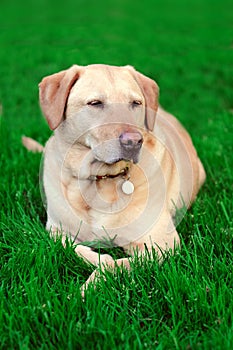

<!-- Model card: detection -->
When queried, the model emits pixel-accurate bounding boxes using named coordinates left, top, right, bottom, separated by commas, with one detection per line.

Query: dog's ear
left=126, top=66, right=159, bottom=131
left=39, top=65, right=82, bottom=130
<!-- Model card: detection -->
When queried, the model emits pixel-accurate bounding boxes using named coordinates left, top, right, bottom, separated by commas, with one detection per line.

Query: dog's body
left=24, top=64, right=205, bottom=288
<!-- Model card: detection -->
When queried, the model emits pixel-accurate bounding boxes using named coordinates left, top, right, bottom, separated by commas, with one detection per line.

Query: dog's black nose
left=119, top=132, right=143, bottom=150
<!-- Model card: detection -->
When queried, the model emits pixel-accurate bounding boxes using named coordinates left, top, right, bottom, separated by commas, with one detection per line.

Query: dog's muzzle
left=91, top=131, right=143, bottom=165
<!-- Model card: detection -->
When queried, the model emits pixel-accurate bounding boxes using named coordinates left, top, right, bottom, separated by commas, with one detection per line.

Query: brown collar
left=88, top=166, right=129, bottom=181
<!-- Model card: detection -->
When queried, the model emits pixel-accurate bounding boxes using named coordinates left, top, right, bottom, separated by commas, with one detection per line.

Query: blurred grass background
left=0, top=0, right=233, bottom=349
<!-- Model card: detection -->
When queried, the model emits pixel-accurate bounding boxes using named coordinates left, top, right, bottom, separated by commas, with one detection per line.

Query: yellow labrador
left=23, top=64, right=205, bottom=290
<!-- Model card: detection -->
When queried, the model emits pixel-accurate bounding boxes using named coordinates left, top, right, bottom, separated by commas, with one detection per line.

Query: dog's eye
left=87, top=100, right=103, bottom=107
left=131, top=100, right=142, bottom=107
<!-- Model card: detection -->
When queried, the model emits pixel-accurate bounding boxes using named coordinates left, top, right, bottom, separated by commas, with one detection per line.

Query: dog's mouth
left=88, top=160, right=132, bottom=181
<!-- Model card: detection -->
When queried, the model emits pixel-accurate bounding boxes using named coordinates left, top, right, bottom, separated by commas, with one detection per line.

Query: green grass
left=0, top=0, right=233, bottom=348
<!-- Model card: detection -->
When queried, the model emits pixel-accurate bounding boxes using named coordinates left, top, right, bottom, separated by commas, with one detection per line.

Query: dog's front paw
left=80, top=268, right=103, bottom=299
left=80, top=257, right=131, bottom=299
left=97, top=254, right=115, bottom=265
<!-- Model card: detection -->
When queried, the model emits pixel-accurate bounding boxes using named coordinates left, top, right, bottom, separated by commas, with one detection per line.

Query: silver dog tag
left=122, top=180, right=134, bottom=195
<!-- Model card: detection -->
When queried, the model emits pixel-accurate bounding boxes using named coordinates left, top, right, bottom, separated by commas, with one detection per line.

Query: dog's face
left=39, top=64, right=159, bottom=178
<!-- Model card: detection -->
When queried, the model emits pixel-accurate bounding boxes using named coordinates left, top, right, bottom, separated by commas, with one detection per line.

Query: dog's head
left=39, top=64, right=159, bottom=176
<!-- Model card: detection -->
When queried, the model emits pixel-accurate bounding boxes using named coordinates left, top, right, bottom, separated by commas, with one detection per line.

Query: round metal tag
left=121, top=180, right=134, bottom=195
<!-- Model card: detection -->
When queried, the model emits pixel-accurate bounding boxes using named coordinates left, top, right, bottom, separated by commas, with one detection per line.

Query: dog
left=23, top=64, right=206, bottom=291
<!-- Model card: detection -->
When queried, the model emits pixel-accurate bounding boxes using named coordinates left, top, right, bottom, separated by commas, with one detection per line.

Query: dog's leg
left=73, top=241, right=131, bottom=297
left=80, top=211, right=180, bottom=297
left=80, top=257, right=131, bottom=298
left=124, top=210, right=180, bottom=258
left=49, top=227, right=115, bottom=266
left=74, top=244, right=115, bottom=266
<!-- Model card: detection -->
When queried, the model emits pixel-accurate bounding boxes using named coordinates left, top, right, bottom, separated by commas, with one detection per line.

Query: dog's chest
left=65, top=167, right=148, bottom=227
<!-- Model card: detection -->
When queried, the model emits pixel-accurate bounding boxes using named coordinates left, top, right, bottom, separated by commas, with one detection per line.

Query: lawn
left=0, top=0, right=233, bottom=348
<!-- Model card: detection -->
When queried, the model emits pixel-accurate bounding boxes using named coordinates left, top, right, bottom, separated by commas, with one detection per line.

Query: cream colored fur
left=24, top=64, right=206, bottom=293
